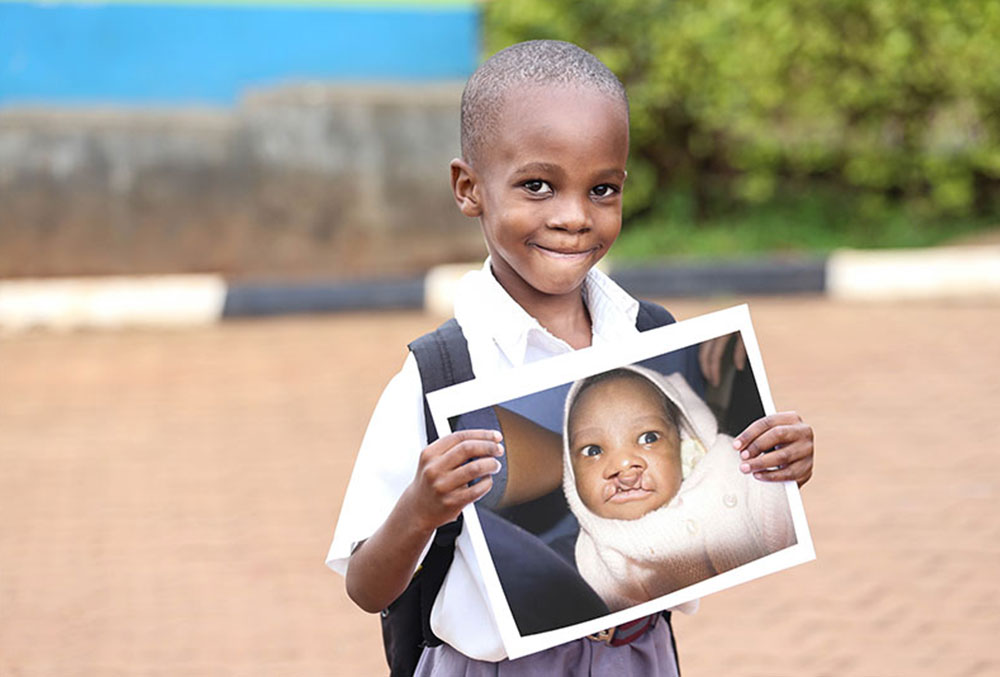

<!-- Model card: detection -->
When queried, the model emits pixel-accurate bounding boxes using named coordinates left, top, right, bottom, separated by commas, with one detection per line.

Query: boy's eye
left=591, top=184, right=619, bottom=198
left=522, top=179, right=553, bottom=195
left=638, top=431, right=660, bottom=445
left=580, top=445, right=603, bottom=458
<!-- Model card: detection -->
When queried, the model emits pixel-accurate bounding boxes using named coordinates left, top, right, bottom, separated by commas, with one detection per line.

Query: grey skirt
left=413, top=620, right=678, bottom=677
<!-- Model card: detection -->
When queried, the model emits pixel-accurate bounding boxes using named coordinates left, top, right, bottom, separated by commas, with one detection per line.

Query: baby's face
left=568, top=375, right=682, bottom=520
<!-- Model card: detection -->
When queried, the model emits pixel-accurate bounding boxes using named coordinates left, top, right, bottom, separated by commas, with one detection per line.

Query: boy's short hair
left=460, top=39, right=628, bottom=165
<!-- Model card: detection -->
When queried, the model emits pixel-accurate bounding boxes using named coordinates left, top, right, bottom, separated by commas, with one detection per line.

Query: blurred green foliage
left=484, top=0, right=1000, bottom=253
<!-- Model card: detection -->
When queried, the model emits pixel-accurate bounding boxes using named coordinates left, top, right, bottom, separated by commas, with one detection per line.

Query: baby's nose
left=617, top=466, right=643, bottom=488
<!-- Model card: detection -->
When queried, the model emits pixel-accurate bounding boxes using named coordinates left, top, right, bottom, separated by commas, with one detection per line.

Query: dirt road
left=2, top=297, right=997, bottom=675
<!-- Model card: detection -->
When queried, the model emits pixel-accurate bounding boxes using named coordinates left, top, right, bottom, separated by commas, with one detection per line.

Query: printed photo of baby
left=426, top=307, right=815, bottom=657
left=562, top=365, right=797, bottom=612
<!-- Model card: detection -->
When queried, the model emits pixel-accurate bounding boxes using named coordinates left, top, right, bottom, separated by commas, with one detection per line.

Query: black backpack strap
left=380, top=318, right=481, bottom=676
left=635, top=298, right=676, bottom=331
left=409, top=318, right=474, bottom=445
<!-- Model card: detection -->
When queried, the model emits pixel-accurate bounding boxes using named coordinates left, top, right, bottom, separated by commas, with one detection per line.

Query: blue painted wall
left=0, top=1, right=479, bottom=106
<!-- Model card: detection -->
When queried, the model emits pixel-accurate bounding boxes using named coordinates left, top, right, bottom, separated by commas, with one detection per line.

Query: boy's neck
left=489, top=265, right=593, bottom=350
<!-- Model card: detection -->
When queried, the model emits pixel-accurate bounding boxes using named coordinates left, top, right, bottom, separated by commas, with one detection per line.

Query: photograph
left=427, top=305, right=815, bottom=659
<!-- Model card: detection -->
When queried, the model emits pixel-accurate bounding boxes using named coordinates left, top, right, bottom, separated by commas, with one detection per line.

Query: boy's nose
left=547, top=196, right=591, bottom=233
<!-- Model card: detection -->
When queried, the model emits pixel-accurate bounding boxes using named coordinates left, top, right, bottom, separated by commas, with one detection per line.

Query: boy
left=328, top=40, right=814, bottom=674
left=564, top=366, right=795, bottom=613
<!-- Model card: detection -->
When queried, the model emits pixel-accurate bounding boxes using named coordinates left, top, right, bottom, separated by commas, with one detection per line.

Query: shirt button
left=724, top=493, right=738, bottom=508
left=686, top=519, right=698, bottom=534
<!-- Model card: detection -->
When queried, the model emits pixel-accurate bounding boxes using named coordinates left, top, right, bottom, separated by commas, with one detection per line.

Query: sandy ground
left=1, top=296, right=998, bottom=676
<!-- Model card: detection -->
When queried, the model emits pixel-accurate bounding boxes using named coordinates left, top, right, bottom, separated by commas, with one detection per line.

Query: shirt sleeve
left=325, top=352, right=428, bottom=576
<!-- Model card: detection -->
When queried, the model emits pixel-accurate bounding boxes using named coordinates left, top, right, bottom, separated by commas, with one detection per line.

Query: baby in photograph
left=562, top=364, right=796, bottom=612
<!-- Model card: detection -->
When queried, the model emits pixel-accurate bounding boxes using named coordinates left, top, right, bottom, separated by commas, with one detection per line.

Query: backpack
left=380, top=300, right=687, bottom=676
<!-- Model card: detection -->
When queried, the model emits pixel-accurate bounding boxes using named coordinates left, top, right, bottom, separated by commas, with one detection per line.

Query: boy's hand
left=405, top=429, right=505, bottom=533
left=346, top=429, right=504, bottom=614
left=733, top=412, right=814, bottom=487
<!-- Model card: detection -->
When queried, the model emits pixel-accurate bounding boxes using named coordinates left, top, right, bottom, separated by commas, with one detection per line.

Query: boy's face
left=453, top=85, right=629, bottom=301
left=568, top=375, right=682, bottom=521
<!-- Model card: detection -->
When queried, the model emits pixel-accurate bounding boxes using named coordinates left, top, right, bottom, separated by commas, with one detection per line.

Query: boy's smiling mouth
left=530, top=243, right=600, bottom=260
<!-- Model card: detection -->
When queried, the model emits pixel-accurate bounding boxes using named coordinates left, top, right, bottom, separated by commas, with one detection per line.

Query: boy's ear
left=450, top=158, right=482, bottom=218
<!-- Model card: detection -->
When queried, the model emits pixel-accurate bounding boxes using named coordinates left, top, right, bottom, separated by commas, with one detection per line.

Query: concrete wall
left=0, top=84, right=487, bottom=279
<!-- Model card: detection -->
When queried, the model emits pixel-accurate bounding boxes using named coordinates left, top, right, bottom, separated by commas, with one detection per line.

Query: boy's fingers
left=456, top=475, right=494, bottom=506
left=437, top=438, right=504, bottom=471
left=751, top=458, right=813, bottom=485
left=733, top=412, right=806, bottom=454
left=433, top=456, right=503, bottom=495
left=739, top=438, right=809, bottom=473
left=430, top=475, right=495, bottom=522
left=436, top=428, right=503, bottom=450
left=422, top=430, right=502, bottom=464
left=738, top=422, right=812, bottom=461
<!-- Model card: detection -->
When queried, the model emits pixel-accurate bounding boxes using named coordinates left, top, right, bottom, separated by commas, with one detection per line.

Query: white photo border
left=427, top=304, right=816, bottom=660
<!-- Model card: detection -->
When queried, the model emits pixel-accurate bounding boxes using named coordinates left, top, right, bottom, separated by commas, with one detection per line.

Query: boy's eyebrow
left=593, top=167, right=628, bottom=181
left=512, top=162, right=627, bottom=182
left=512, top=161, right=563, bottom=176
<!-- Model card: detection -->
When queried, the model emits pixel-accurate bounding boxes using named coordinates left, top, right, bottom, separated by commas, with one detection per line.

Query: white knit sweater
left=562, top=367, right=796, bottom=612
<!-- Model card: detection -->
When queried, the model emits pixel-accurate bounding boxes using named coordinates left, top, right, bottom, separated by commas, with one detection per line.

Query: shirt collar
left=454, top=258, right=640, bottom=367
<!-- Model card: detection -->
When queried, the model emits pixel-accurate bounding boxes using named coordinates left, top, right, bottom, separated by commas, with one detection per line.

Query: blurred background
left=1, top=1, right=998, bottom=675
left=0, top=0, right=483, bottom=280
left=3, top=0, right=999, bottom=279
left=487, top=0, right=1000, bottom=259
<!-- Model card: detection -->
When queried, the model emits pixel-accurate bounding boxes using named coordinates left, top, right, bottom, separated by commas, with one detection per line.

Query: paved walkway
left=1, top=297, right=998, bottom=675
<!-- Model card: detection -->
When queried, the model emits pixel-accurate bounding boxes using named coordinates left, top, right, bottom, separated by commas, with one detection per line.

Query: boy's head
left=459, top=40, right=628, bottom=168
left=566, top=369, right=684, bottom=521
left=450, top=40, right=631, bottom=301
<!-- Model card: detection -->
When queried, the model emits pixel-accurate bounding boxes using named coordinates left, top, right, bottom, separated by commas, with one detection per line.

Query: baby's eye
left=580, top=445, right=603, bottom=458
left=638, top=431, right=660, bottom=445
left=522, top=179, right=553, bottom=195
left=591, top=184, right=619, bottom=198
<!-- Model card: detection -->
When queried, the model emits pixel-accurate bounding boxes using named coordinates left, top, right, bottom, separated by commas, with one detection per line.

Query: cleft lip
left=606, top=486, right=654, bottom=504
left=602, top=473, right=654, bottom=503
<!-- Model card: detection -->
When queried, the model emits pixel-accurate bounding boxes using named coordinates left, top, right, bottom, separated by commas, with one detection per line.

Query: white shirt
left=326, top=260, right=642, bottom=660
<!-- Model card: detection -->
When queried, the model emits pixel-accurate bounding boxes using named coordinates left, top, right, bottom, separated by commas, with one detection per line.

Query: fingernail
left=496, top=442, right=505, bottom=456
left=740, top=450, right=749, bottom=460
left=732, top=439, right=742, bottom=450
left=493, top=430, right=503, bottom=442
left=490, top=459, right=502, bottom=474
left=740, top=463, right=750, bottom=473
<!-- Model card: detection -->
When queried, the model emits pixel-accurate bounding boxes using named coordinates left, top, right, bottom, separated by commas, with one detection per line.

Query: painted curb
left=827, top=245, right=1000, bottom=301
left=2, top=247, right=998, bottom=331
left=0, top=275, right=226, bottom=332
left=223, top=277, right=425, bottom=317
left=610, top=258, right=827, bottom=298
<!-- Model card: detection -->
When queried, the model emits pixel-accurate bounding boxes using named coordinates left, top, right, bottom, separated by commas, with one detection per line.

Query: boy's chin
left=522, top=265, right=595, bottom=297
